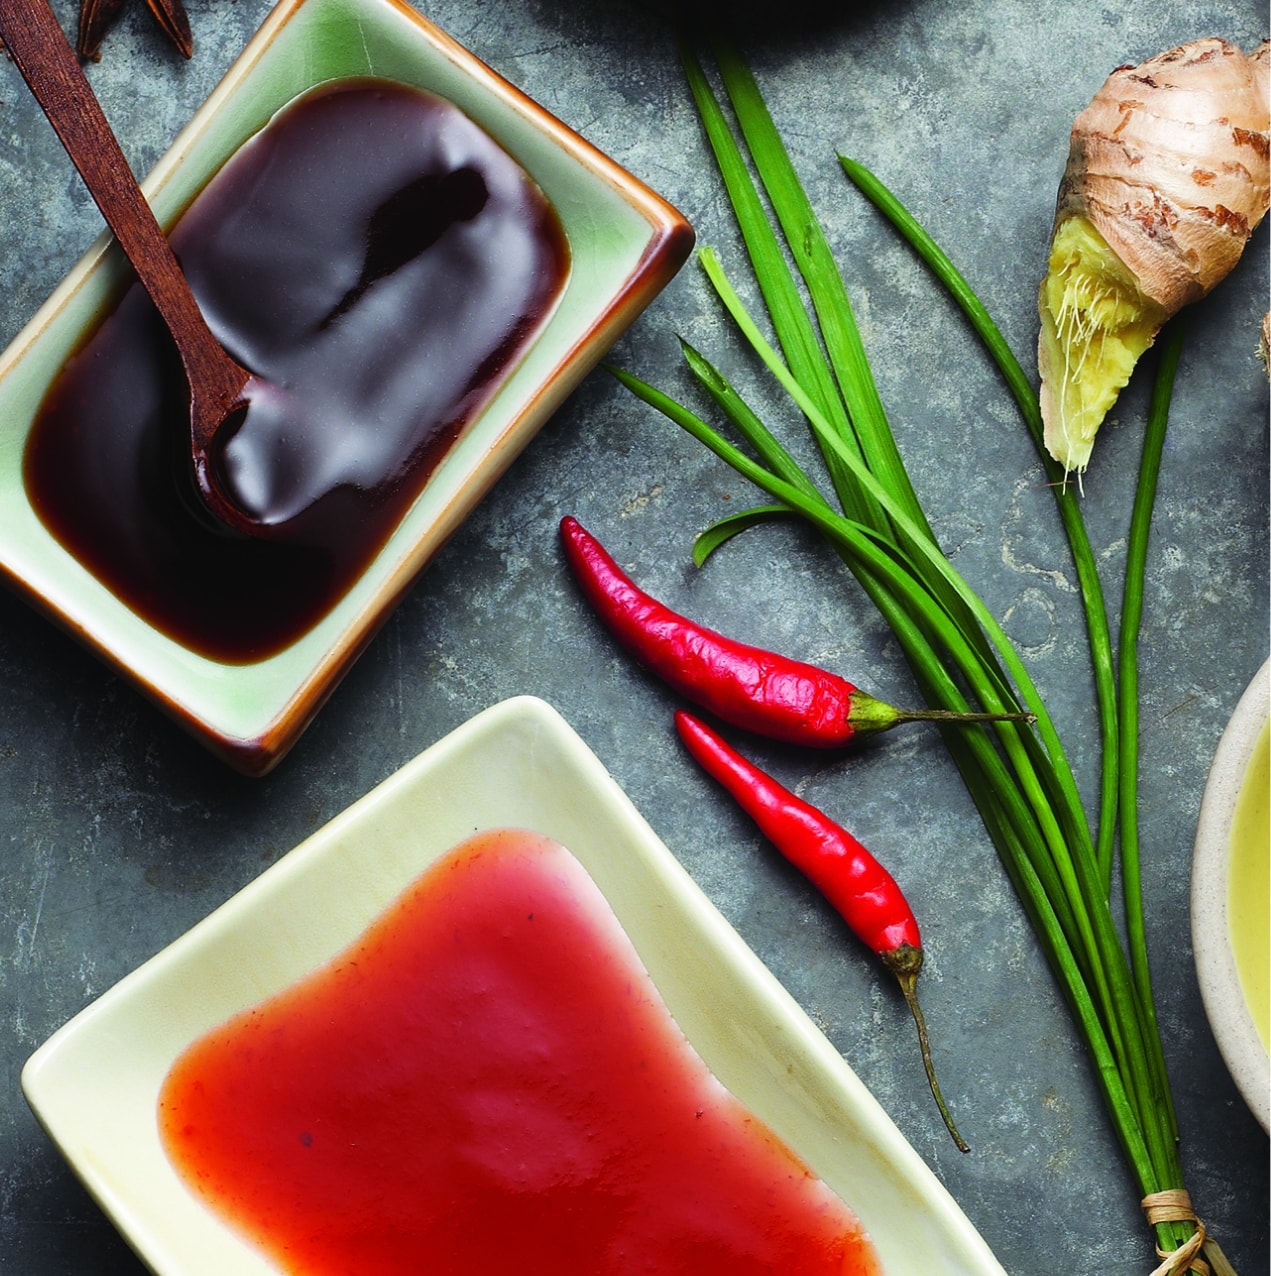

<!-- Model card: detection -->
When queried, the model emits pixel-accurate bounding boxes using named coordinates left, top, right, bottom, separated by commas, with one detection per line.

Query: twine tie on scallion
left=1142, top=1190, right=1206, bottom=1276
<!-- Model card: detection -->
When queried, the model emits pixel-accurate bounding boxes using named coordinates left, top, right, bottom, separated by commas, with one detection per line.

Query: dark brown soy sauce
left=24, top=80, right=569, bottom=663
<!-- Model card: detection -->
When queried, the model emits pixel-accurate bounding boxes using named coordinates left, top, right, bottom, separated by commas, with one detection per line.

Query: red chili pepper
left=675, top=708, right=968, bottom=1152
left=561, top=515, right=1029, bottom=749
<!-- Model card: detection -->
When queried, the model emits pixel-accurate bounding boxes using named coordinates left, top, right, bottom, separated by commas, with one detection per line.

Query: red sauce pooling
left=158, top=830, right=882, bottom=1275
left=24, top=81, right=568, bottom=663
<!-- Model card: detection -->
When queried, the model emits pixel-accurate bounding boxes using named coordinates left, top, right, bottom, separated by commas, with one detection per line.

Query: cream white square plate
left=23, top=696, right=1007, bottom=1275
left=0, top=0, right=691, bottom=775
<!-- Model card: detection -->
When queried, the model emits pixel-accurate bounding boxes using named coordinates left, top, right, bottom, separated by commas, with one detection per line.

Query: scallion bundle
left=614, top=38, right=1235, bottom=1276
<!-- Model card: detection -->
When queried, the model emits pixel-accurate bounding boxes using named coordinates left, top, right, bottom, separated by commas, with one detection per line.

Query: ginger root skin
left=1038, top=37, right=1270, bottom=476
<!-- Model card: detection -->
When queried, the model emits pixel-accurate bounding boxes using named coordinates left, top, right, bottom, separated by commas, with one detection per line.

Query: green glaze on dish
left=0, top=0, right=691, bottom=773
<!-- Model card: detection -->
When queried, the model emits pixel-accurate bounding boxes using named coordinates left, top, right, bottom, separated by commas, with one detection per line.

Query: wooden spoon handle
left=0, top=0, right=246, bottom=411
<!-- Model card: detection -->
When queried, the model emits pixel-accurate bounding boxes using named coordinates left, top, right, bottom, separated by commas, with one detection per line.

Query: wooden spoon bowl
left=0, top=0, right=271, bottom=539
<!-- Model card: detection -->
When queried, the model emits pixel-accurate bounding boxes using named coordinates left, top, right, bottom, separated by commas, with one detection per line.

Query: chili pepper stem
left=883, top=943, right=969, bottom=1153
left=850, top=690, right=1035, bottom=736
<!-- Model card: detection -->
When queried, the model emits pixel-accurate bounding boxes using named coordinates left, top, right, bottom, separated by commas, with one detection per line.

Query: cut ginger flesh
left=1038, top=215, right=1167, bottom=474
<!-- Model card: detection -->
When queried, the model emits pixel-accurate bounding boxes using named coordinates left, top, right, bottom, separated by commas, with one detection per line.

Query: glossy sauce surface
left=25, top=81, right=568, bottom=662
left=158, top=829, right=881, bottom=1276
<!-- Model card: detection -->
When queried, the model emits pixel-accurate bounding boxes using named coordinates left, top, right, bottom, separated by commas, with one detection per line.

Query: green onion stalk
left=615, top=36, right=1234, bottom=1276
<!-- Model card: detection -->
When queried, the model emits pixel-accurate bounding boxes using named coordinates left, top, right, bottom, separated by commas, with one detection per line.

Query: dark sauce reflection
left=24, top=80, right=570, bottom=663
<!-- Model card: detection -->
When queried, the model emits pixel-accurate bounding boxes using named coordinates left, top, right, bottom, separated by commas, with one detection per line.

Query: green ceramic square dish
left=0, top=0, right=692, bottom=774
left=23, top=696, right=1010, bottom=1275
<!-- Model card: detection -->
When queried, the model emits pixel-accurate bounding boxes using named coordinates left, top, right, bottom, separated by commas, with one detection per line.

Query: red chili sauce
left=158, top=829, right=882, bottom=1275
left=24, top=81, right=569, bottom=663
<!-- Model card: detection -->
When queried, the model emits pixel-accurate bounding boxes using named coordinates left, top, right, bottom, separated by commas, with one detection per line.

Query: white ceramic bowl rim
left=1191, top=657, right=1269, bottom=1132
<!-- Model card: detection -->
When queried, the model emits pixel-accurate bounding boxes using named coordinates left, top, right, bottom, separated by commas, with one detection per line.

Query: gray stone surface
left=0, top=0, right=1267, bottom=1272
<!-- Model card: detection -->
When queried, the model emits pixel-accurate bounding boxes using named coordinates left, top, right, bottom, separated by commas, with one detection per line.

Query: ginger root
left=1038, top=37, right=1270, bottom=476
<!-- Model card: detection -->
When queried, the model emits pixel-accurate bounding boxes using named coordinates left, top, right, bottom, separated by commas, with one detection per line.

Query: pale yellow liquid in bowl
left=1228, top=721, right=1270, bottom=1050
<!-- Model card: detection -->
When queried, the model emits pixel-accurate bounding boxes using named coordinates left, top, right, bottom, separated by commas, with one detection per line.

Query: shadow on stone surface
left=535, top=0, right=908, bottom=43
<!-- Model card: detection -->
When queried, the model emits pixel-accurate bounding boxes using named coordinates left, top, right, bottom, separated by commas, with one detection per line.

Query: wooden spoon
left=0, top=0, right=268, bottom=537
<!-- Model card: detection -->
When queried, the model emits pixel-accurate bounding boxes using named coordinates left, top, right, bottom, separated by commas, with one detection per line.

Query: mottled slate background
left=1, top=1, right=1267, bottom=1272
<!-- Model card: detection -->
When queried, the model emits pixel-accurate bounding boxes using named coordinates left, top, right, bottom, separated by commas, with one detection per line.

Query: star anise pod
left=77, top=0, right=193, bottom=61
